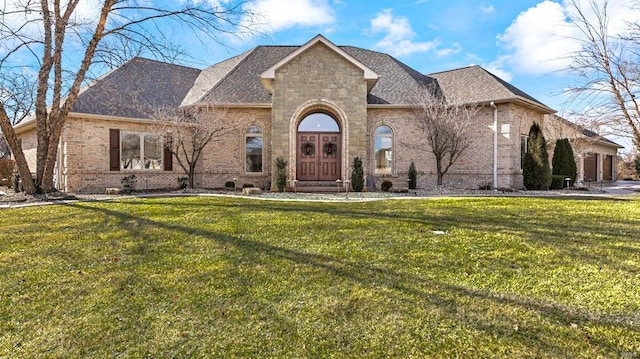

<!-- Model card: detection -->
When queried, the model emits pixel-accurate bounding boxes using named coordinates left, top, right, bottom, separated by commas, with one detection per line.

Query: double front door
left=297, top=132, right=340, bottom=181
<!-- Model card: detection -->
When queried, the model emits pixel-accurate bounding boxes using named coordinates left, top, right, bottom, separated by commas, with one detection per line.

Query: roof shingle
left=72, top=57, right=201, bottom=118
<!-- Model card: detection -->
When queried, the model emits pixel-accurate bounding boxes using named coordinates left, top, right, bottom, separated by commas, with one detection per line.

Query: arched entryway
left=297, top=112, right=341, bottom=181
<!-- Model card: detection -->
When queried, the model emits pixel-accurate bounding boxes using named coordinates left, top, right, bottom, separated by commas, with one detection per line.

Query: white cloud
left=484, top=56, right=513, bottom=82
left=369, top=9, right=438, bottom=57
left=242, top=0, right=335, bottom=34
left=498, top=0, right=578, bottom=74
left=498, top=0, right=640, bottom=75
left=436, top=43, right=462, bottom=57
left=480, top=5, right=495, bottom=15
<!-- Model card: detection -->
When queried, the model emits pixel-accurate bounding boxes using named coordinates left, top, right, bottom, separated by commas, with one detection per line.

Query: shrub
left=552, top=138, right=577, bottom=186
left=550, top=175, right=567, bottom=190
left=224, top=181, right=235, bottom=189
left=177, top=177, right=188, bottom=189
left=0, top=158, right=15, bottom=189
left=635, top=152, right=640, bottom=177
left=523, top=122, right=551, bottom=190
left=242, top=182, right=255, bottom=188
left=478, top=181, right=492, bottom=190
left=381, top=180, right=393, bottom=192
left=408, top=161, right=417, bottom=189
left=350, top=157, right=364, bottom=192
left=274, top=157, right=287, bottom=192
left=121, top=174, right=137, bottom=192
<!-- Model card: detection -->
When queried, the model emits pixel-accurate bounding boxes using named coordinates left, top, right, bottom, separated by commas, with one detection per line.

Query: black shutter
left=164, top=137, right=173, bottom=171
left=109, top=129, right=120, bottom=171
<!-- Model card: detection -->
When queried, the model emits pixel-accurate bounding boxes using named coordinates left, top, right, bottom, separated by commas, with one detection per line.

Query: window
left=120, top=132, right=163, bottom=170
left=374, top=125, right=393, bottom=174
left=520, top=135, right=528, bottom=169
left=298, top=112, right=340, bottom=132
left=245, top=126, right=263, bottom=173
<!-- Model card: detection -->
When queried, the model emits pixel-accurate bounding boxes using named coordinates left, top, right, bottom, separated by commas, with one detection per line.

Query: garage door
left=603, top=155, right=613, bottom=181
left=583, top=153, right=597, bottom=182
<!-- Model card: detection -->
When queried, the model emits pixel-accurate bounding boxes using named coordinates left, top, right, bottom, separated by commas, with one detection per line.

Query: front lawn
left=1, top=196, right=639, bottom=357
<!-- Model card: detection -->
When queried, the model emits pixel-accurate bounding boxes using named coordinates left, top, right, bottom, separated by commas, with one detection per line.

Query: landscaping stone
left=242, top=187, right=262, bottom=195
left=105, top=188, right=121, bottom=195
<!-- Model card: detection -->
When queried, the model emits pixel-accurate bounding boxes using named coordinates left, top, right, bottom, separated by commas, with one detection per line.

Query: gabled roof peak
left=259, top=34, right=379, bottom=94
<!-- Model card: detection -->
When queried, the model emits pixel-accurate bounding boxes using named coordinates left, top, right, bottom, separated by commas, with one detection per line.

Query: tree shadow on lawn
left=97, top=197, right=640, bottom=274
left=59, top=201, right=639, bottom=356
left=175, top=197, right=640, bottom=271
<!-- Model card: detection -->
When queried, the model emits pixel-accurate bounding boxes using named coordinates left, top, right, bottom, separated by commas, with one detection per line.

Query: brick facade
left=14, top=37, right=572, bottom=193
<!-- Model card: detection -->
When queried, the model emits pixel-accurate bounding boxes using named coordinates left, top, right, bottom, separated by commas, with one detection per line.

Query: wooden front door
left=297, top=132, right=341, bottom=181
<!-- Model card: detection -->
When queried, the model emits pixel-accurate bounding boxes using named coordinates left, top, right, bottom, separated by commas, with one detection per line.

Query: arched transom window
left=246, top=126, right=263, bottom=173
left=298, top=112, right=340, bottom=132
left=374, top=125, right=393, bottom=174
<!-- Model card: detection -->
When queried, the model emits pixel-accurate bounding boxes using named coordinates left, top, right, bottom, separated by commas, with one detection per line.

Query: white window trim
left=120, top=131, right=163, bottom=171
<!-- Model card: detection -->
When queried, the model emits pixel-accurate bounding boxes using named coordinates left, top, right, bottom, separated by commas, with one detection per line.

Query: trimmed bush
left=242, top=182, right=255, bottom=188
left=121, top=174, right=137, bottom=192
left=552, top=138, right=577, bottom=186
left=523, top=122, right=552, bottom=190
left=274, top=157, right=287, bottom=192
left=224, top=181, right=235, bottom=189
left=351, top=157, right=364, bottom=192
left=550, top=175, right=567, bottom=190
left=381, top=180, right=393, bottom=192
left=408, top=161, right=417, bottom=189
left=177, top=177, right=188, bottom=189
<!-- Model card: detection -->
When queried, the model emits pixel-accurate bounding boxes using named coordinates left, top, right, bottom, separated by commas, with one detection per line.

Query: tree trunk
left=0, top=105, right=36, bottom=194
left=435, top=157, right=443, bottom=186
left=188, top=163, right=196, bottom=189
left=41, top=123, right=64, bottom=192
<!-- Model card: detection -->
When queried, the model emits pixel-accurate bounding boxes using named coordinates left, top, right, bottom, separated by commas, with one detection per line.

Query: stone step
left=292, top=186, right=351, bottom=193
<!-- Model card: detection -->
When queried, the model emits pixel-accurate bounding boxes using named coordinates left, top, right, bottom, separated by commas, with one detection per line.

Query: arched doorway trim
left=289, top=99, right=349, bottom=182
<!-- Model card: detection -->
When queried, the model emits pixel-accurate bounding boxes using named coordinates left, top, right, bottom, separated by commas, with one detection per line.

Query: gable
left=260, top=35, right=379, bottom=94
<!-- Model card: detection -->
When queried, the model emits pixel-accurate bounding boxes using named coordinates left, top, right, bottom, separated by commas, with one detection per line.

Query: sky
left=2, top=0, right=640, bottom=149
left=177, top=0, right=638, bottom=149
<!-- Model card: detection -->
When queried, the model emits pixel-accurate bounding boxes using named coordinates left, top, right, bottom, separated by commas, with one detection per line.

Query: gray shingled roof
left=197, top=46, right=298, bottom=104
left=72, top=57, right=201, bottom=118
left=341, top=46, right=441, bottom=104
left=181, top=50, right=252, bottom=106
left=550, top=115, right=623, bottom=148
left=195, top=45, right=442, bottom=105
left=428, top=65, right=551, bottom=111
left=71, top=40, right=553, bottom=117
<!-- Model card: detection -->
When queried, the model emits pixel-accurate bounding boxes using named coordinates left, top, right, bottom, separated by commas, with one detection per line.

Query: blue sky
left=177, top=0, right=637, bottom=133
left=2, top=0, right=639, bottom=148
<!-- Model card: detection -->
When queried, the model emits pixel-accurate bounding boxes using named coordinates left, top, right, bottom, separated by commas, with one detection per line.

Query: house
left=13, top=34, right=615, bottom=193
left=545, top=115, right=623, bottom=183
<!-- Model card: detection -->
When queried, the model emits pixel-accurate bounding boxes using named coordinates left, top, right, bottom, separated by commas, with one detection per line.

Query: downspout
left=490, top=102, right=498, bottom=190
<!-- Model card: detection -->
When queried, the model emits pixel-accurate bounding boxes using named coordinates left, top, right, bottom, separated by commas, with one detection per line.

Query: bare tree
left=151, top=106, right=230, bottom=189
left=0, top=71, right=36, bottom=126
left=563, top=0, right=640, bottom=152
left=0, top=0, right=257, bottom=194
left=412, top=87, right=480, bottom=186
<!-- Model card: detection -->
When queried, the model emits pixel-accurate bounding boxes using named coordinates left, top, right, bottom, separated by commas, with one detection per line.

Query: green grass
left=1, top=196, right=639, bottom=358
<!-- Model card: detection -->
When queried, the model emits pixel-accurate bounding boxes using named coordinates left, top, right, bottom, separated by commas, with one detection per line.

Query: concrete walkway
left=601, top=180, right=640, bottom=195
